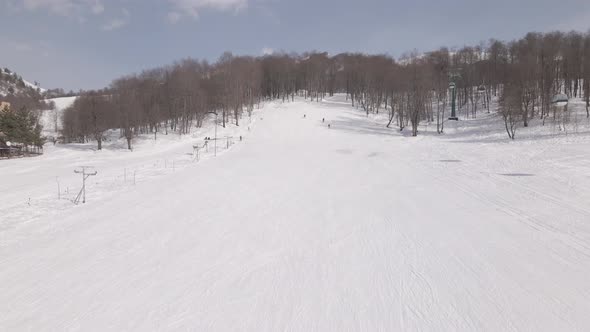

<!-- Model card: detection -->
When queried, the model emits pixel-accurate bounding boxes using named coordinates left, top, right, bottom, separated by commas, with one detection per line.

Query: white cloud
left=12, top=42, right=34, bottom=52
left=261, top=47, right=274, bottom=55
left=13, top=0, right=135, bottom=31
left=22, top=0, right=74, bottom=15
left=167, top=11, right=182, bottom=23
left=18, top=0, right=105, bottom=17
left=5, top=39, right=53, bottom=56
left=101, top=7, right=129, bottom=31
left=167, top=0, right=248, bottom=21
left=102, top=18, right=126, bottom=31
left=91, top=0, right=104, bottom=15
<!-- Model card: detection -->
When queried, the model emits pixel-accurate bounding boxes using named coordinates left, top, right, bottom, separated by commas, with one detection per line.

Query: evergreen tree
left=0, top=106, right=45, bottom=149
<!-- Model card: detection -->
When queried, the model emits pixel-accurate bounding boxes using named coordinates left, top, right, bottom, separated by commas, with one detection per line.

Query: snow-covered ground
left=1, top=95, right=590, bottom=330
left=47, top=95, right=77, bottom=111
left=0, top=67, right=46, bottom=96
left=39, top=96, right=77, bottom=135
left=22, top=77, right=46, bottom=94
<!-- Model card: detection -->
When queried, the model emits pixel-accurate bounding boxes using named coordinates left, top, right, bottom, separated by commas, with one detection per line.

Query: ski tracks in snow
left=2, top=96, right=590, bottom=330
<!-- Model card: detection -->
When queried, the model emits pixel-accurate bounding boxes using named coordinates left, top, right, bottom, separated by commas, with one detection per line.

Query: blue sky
left=1, top=0, right=589, bottom=91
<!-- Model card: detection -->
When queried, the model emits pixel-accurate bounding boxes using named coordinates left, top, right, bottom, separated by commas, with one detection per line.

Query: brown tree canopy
left=62, top=30, right=590, bottom=144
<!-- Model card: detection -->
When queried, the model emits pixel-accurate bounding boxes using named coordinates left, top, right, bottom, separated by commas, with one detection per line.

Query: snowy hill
left=21, top=76, right=46, bottom=94
left=1, top=95, right=590, bottom=330
left=0, top=67, right=46, bottom=97
left=39, top=96, right=77, bottom=135
left=0, top=67, right=71, bottom=140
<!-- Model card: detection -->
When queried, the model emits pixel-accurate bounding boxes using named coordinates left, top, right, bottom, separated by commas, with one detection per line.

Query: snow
left=48, top=96, right=77, bottom=111
left=0, top=67, right=46, bottom=95
left=39, top=96, right=77, bottom=134
left=23, top=78, right=46, bottom=93
left=1, top=95, right=590, bottom=330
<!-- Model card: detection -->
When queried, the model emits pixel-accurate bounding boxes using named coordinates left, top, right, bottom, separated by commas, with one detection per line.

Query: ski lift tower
left=73, top=166, right=97, bottom=204
left=448, top=71, right=461, bottom=121
left=448, top=82, right=458, bottom=120
left=205, top=111, right=219, bottom=157
left=477, top=85, right=487, bottom=107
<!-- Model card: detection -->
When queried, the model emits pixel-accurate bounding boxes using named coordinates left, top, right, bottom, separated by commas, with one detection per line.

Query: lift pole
left=449, top=82, right=458, bottom=121
left=74, top=166, right=97, bottom=204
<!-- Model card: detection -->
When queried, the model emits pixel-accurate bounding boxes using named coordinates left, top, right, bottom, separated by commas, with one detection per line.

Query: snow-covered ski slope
left=1, top=95, right=590, bottom=331
left=38, top=96, right=77, bottom=135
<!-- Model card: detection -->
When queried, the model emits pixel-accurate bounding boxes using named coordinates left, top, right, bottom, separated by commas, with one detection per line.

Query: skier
left=328, top=124, right=331, bottom=129
left=322, top=118, right=325, bottom=123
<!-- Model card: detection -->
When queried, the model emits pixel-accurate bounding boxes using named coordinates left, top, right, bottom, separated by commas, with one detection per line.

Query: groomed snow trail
left=1, top=96, right=590, bottom=331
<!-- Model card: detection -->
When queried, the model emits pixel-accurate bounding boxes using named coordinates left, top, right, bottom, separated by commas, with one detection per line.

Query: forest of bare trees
left=62, top=30, right=590, bottom=147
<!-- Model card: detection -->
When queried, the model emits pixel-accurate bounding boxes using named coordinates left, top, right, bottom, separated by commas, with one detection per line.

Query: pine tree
left=0, top=106, right=45, bottom=149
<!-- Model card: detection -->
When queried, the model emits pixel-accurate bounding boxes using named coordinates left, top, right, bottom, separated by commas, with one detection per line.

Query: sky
left=1, top=0, right=589, bottom=91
